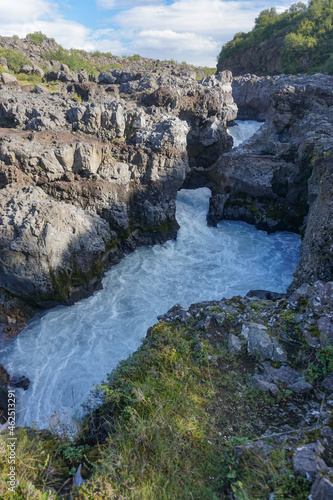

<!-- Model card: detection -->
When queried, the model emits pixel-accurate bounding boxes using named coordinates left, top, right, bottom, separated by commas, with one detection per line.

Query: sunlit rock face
left=208, top=74, right=333, bottom=289
left=0, top=69, right=236, bottom=305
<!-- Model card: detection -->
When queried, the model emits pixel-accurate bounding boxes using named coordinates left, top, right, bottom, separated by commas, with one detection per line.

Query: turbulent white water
left=228, top=120, right=263, bottom=147
left=0, top=122, right=300, bottom=430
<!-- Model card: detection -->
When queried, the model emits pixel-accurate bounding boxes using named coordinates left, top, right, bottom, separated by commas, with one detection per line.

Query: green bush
left=0, top=47, right=31, bottom=73
left=217, top=0, right=333, bottom=75
left=26, top=31, right=54, bottom=45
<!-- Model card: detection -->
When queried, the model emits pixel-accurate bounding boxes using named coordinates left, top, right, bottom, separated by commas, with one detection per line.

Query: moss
left=209, top=305, right=222, bottom=315
left=128, top=217, right=175, bottom=235
left=44, top=235, right=117, bottom=302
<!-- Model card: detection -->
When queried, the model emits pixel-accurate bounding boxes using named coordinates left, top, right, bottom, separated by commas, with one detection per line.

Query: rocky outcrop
left=0, top=70, right=235, bottom=305
left=207, top=73, right=333, bottom=288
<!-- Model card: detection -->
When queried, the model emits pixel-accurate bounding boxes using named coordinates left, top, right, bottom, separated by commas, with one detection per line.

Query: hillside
left=0, top=33, right=214, bottom=85
left=217, top=0, right=333, bottom=76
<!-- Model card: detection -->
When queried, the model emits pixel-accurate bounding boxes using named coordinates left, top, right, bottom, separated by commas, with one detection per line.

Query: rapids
left=0, top=121, right=301, bottom=430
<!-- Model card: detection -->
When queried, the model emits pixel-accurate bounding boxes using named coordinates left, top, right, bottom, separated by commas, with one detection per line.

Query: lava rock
left=10, top=375, right=30, bottom=390
left=1, top=72, right=18, bottom=85
left=228, top=333, right=242, bottom=354
left=322, top=372, right=333, bottom=392
left=241, top=322, right=287, bottom=362
left=310, top=474, right=333, bottom=499
left=293, top=443, right=327, bottom=482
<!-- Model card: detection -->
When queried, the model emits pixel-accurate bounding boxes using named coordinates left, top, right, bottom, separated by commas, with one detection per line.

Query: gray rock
left=228, top=333, right=242, bottom=354
left=34, top=84, right=49, bottom=94
left=320, top=427, right=333, bottom=448
left=317, top=316, right=333, bottom=346
left=262, top=361, right=312, bottom=393
left=288, top=379, right=313, bottom=394
left=32, top=64, right=44, bottom=78
left=322, top=372, right=333, bottom=392
left=293, top=443, right=327, bottom=482
left=1, top=72, right=18, bottom=85
left=0, top=56, right=8, bottom=70
left=241, top=322, right=287, bottom=362
left=310, top=474, right=333, bottom=500
left=251, top=374, right=279, bottom=395
left=21, top=64, right=33, bottom=74
left=0, top=185, right=115, bottom=304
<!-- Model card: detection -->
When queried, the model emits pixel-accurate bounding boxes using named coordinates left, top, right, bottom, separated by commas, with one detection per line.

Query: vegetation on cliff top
left=3, top=289, right=333, bottom=499
left=218, top=0, right=333, bottom=74
left=0, top=33, right=215, bottom=80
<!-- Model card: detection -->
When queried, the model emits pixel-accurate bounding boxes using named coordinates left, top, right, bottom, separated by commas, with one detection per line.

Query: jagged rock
left=32, top=64, right=44, bottom=78
left=0, top=57, right=8, bottom=70
left=34, top=84, right=49, bottom=94
left=262, top=362, right=312, bottom=394
left=21, top=64, right=34, bottom=74
left=0, top=66, right=236, bottom=306
left=317, top=316, right=333, bottom=346
left=310, top=474, right=333, bottom=500
left=293, top=442, right=327, bottom=481
left=320, top=427, right=333, bottom=448
left=1, top=73, right=18, bottom=85
left=241, top=322, right=287, bottom=362
left=288, top=378, right=313, bottom=394
left=10, top=375, right=30, bottom=390
left=251, top=374, right=279, bottom=395
left=208, top=74, right=333, bottom=289
left=228, top=333, right=242, bottom=354
left=0, top=185, right=116, bottom=304
left=246, top=290, right=285, bottom=301
left=322, top=372, right=333, bottom=392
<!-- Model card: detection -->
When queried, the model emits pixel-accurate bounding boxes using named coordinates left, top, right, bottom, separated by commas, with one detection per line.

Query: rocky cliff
left=207, top=73, right=333, bottom=289
left=0, top=65, right=236, bottom=307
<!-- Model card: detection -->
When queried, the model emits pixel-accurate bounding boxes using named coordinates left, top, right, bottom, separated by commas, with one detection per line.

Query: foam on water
left=0, top=188, right=301, bottom=429
left=228, top=120, right=263, bottom=147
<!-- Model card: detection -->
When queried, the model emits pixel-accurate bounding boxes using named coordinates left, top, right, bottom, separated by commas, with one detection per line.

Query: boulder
left=293, top=443, right=327, bottom=481
left=228, top=333, right=242, bottom=354
left=34, top=84, right=49, bottom=94
left=241, top=322, right=287, bottom=362
left=262, top=362, right=312, bottom=394
left=251, top=374, right=279, bottom=395
left=1, top=73, right=18, bottom=85
left=322, top=372, right=333, bottom=392
left=21, top=64, right=33, bottom=74
left=0, top=185, right=116, bottom=305
left=310, top=475, right=333, bottom=500
left=32, top=64, right=44, bottom=78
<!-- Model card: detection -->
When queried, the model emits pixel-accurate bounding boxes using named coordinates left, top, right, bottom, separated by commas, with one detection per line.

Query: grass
left=0, top=313, right=317, bottom=499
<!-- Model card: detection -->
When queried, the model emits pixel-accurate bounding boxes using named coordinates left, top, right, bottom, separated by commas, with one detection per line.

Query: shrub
left=26, top=31, right=54, bottom=45
left=0, top=47, right=32, bottom=73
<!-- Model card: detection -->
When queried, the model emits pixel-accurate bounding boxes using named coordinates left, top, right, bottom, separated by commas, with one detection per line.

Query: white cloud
left=131, top=29, right=220, bottom=65
left=111, top=0, right=278, bottom=65
left=0, top=0, right=124, bottom=54
left=0, top=0, right=293, bottom=66
left=97, top=0, right=162, bottom=10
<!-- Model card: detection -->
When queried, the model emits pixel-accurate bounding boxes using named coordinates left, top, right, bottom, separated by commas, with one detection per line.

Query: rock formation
left=207, top=73, right=333, bottom=289
left=0, top=68, right=236, bottom=305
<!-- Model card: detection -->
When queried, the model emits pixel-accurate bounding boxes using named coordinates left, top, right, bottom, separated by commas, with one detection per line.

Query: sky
left=0, top=0, right=293, bottom=66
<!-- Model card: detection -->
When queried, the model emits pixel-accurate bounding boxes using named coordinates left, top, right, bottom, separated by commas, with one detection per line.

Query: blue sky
left=0, top=0, right=293, bottom=66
